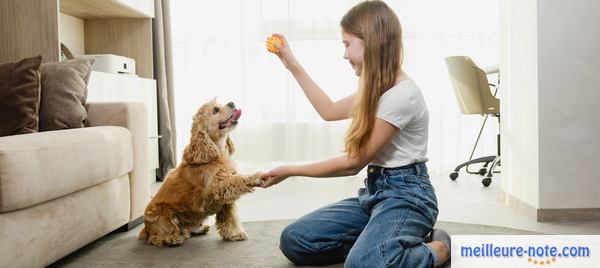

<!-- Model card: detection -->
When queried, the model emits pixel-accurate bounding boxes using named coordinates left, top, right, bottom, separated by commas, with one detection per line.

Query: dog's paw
left=223, top=230, right=249, bottom=241
left=191, top=224, right=210, bottom=235
left=148, top=234, right=187, bottom=247
left=246, top=172, right=263, bottom=187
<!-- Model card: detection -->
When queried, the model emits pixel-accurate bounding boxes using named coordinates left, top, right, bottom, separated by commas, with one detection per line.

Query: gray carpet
left=49, top=220, right=540, bottom=268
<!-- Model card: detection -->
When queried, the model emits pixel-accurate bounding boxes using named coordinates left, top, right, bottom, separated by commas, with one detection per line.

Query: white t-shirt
left=371, top=79, right=429, bottom=167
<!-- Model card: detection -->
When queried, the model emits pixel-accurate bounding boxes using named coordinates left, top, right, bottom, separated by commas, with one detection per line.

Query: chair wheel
left=482, top=177, right=492, bottom=187
left=449, top=172, right=458, bottom=181
left=478, top=168, right=487, bottom=176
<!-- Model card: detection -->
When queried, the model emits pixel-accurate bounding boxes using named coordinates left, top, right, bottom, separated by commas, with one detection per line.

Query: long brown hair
left=341, top=0, right=404, bottom=157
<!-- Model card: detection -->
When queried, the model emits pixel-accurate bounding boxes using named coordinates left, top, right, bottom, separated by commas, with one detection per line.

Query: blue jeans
left=279, top=162, right=439, bottom=267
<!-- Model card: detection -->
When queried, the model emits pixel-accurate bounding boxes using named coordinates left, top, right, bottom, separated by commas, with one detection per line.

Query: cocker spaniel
left=139, top=100, right=262, bottom=247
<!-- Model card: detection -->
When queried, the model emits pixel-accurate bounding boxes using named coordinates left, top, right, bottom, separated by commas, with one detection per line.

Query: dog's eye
left=212, top=107, right=220, bottom=114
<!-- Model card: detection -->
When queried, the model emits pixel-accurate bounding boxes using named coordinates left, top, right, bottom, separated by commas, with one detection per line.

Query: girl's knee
left=280, top=222, right=345, bottom=266
left=279, top=224, right=296, bottom=253
left=279, top=224, right=310, bottom=265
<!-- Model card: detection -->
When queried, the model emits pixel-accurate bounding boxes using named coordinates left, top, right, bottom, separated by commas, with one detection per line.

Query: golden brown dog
left=139, top=100, right=262, bottom=247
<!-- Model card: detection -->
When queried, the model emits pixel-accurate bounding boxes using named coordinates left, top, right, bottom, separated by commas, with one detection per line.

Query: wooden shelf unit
left=60, top=0, right=154, bottom=18
left=0, top=0, right=154, bottom=79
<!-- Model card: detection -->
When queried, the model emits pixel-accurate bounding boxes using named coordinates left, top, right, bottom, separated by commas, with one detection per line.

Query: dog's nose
left=227, top=102, right=235, bottom=109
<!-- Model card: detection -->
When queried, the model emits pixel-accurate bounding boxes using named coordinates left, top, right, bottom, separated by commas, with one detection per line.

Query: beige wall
left=500, top=0, right=539, bottom=208
left=537, top=0, right=600, bottom=209
left=59, top=13, right=85, bottom=57
left=501, top=0, right=600, bottom=211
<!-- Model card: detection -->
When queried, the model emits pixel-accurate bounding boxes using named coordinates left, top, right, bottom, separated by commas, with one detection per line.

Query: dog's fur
left=139, top=100, right=261, bottom=247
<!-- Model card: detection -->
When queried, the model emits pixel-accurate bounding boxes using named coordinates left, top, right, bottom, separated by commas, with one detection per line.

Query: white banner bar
left=451, top=235, right=600, bottom=268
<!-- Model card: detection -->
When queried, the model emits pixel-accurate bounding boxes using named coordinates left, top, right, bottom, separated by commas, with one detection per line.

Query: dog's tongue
left=232, top=109, right=242, bottom=120
left=222, top=109, right=242, bottom=128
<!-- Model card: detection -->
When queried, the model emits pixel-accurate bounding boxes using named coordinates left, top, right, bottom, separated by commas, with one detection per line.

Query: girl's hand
left=260, top=165, right=295, bottom=188
left=267, top=34, right=300, bottom=72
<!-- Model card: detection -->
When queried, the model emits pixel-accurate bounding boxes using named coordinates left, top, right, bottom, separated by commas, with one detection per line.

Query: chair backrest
left=444, top=56, right=499, bottom=115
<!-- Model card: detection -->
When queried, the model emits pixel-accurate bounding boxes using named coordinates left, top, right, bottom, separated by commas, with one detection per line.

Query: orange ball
left=266, top=36, right=283, bottom=53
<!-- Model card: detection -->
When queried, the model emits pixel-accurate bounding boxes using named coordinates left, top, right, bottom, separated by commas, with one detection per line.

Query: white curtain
left=171, top=0, right=499, bottom=175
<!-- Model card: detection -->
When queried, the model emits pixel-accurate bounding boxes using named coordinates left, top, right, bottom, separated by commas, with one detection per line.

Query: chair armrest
left=86, top=102, right=150, bottom=221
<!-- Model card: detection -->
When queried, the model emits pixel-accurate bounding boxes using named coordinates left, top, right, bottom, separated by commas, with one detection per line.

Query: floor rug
left=50, top=219, right=540, bottom=268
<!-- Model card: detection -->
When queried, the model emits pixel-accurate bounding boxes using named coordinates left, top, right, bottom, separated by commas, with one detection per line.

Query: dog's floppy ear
left=183, top=130, right=219, bottom=164
left=225, top=136, right=235, bottom=155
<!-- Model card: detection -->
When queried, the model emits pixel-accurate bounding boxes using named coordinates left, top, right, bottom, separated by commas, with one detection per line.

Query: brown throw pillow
left=39, top=58, right=94, bottom=131
left=0, top=55, right=43, bottom=137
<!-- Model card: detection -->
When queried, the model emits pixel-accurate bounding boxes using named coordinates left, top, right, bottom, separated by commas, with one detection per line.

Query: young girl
left=262, top=1, right=450, bottom=267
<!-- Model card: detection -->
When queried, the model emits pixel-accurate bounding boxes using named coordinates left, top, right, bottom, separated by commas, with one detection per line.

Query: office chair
left=444, top=56, right=500, bottom=187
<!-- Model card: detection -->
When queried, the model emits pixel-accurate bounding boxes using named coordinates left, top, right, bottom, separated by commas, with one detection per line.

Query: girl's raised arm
left=268, top=34, right=354, bottom=121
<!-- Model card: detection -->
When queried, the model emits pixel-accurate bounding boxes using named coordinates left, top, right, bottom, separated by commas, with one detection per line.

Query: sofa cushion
left=39, top=58, right=93, bottom=131
left=0, top=126, right=133, bottom=212
left=0, top=55, right=42, bottom=137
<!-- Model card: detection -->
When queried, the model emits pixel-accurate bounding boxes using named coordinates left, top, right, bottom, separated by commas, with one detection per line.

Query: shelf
left=1, top=0, right=154, bottom=75
left=60, top=0, right=154, bottom=19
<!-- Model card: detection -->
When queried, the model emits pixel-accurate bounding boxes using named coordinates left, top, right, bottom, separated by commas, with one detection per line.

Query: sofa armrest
left=86, top=102, right=149, bottom=222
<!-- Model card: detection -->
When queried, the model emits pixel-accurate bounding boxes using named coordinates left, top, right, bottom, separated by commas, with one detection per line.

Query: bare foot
left=427, top=240, right=450, bottom=266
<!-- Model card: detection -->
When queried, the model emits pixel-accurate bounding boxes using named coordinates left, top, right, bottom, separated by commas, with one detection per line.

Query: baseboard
left=503, top=193, right=600, bottom=222
left=503, top=192, right=538, bottom=219
left=537, top=208, right=600, bottom=222
left=112, top=216, right=144, bottom=233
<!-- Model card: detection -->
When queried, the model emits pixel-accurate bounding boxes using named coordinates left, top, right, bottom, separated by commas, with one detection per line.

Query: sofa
left=0, top=102, right=150, bottom=267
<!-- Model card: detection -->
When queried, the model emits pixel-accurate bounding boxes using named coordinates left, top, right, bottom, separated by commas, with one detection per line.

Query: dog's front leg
left=210, top=173, right=262, bottom=203
left=234, top=172, right=263, bottom=187
left=216, top=202, right=247, bottom=241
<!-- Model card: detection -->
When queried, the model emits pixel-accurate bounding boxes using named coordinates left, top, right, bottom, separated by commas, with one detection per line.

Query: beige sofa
left=0, top=102, right=150, bottom=267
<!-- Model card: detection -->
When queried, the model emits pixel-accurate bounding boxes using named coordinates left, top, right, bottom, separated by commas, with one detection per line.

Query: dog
left=139, top=99, right=262, bottom=247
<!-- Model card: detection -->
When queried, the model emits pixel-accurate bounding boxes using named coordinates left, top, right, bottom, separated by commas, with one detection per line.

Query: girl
left=262, top=1, right=450, bottom=267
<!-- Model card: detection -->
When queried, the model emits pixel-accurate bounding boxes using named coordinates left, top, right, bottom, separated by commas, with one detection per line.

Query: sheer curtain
left=170, top=0, right=499, bottom=175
